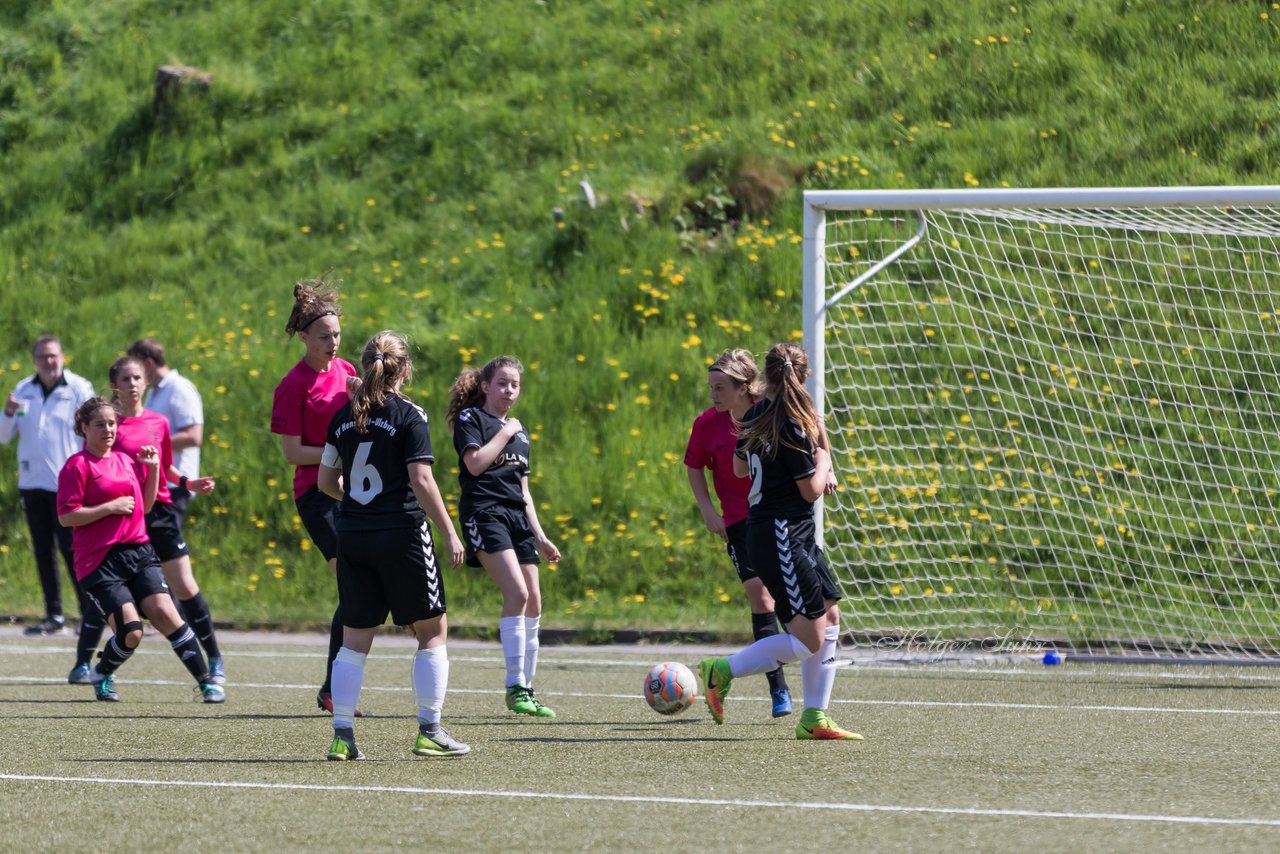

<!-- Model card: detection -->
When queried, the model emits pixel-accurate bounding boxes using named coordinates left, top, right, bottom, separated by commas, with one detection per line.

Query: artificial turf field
left=2, top=628, right=1279, bottom=852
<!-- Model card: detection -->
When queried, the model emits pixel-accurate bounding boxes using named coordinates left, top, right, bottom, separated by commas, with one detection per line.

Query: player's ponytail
left=285, top=273, right=341, bottom=337
left=738, top=343, right=820, bottom=458
left=351, top=331, right=411, bottom=434
left=445, top=355, right=523, bottom=431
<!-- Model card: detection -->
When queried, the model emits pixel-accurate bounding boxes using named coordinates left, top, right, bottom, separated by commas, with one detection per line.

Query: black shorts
left=296, top=486, right=339, bottom=561
left=746, top=515, right=842, bottom=625
left=81, top=543, right=168, bottom=619
left=145, top=500, right=189, bottom=562
left=168, top=484, right=193, bottom=527
left=461, top=504, right=538, bottom=568
left=336, top=523, right=446, bottom=628
left=724, top=519, right=757, bottom=583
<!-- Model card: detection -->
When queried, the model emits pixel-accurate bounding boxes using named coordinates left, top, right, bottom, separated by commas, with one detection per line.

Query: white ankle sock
left=800, top=625, right=840, bottom=711
left=499, top=615, right=526, bottom=688
left=414, top=647, right=449, bottom=727
left=331, top=647, right=367, bottom=728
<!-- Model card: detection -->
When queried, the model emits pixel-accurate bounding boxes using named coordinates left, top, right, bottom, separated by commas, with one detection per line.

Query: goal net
left=804, top=187, right=1280, bottom=662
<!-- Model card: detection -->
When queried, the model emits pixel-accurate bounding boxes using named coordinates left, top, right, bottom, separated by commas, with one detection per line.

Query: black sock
left=180, top=592, right=221, bottom=659
left=167, top=623, right=210, bottom=682
left=752, top=611, right=789, bottom=692
left=96, top=636, right=135, bottom=675
left=322, top=604, right=342, bottom=694
left=77, top=618, right=106, bottom=668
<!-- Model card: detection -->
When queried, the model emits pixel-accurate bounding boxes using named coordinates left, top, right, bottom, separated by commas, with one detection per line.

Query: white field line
left=5, top=640, right=1280, bottom=683
left=2, top=673, right=1279, bottom=717
left=0, top=772, right=1277, bottom=828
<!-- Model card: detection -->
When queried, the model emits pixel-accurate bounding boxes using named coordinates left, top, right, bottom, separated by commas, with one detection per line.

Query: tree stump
left=153, top=64, right=212, bottom=115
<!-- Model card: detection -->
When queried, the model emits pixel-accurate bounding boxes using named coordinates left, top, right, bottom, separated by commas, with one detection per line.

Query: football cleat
left=412, top=726, right=471, bottom=757
left=68, top=662, right=94, bottom=685
left=770, top=686, right=794, bottom=718
left=24, top=615, right=67, bottom=636
left=505, top=685, right=541, bottom=716
left=699, top=657, right=733, bottom=724
left=317, top=690, right=363, bottom=717
left=93, top=670, right=119, bottom=702
left=526, top=689, right=557, bottom=718
left=197, top=681, right=226, bottom=704
left=207, top=656, right=226, bottom=686
left=326, top=729, right=365, bottom=761
left=796, top=708, right=863, bottom=741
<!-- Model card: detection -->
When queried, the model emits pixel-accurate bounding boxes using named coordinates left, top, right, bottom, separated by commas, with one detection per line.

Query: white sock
left=801, top=625, right=840, bottom=711
left=331, top=647, right=367, bottom=729
left=523, top=615, right=541, bottom=688
left=414, top=647, right=449, bottom=727
left=499, top=615, right=526, bottom=688
left=727, top=632, right=811, bottom=678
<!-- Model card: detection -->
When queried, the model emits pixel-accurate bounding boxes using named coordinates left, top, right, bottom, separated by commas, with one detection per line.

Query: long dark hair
left=737, top=342, right=819, bottom=458
left=445, top=356, right=523, bottom=431
left=350, top=331, right=412, bottom=434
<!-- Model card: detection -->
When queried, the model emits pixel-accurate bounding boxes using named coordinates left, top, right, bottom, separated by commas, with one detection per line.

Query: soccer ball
left=643, top=661, right=697, bottom=715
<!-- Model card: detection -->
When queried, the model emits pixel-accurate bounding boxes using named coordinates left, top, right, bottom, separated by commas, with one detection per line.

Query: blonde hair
left=350, top=331, right=412, bottom=434
left=708, top=348, right=762, bottom=398
left=445, top=356, right=523, bottom=431
left=284, top=274, right=341, bottom=337
left=737, top=343, right=819, bottom=458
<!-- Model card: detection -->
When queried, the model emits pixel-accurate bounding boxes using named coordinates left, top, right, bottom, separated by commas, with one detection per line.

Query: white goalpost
left=803, top=186, right=1280, bottom=662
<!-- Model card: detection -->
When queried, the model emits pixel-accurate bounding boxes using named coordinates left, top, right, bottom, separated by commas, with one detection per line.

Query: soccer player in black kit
left=317, top=331, right=468, bottom=759
left=698, top=343, right=862, bottom=741
left=446, top=356, right=562, bottom=719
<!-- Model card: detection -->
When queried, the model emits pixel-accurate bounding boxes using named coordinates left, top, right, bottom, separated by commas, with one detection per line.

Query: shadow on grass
left=501, top=735, right=745, bottom=744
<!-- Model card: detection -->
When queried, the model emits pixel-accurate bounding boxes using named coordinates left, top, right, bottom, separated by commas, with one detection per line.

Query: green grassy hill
left=3, top=0, right=1280, bottom=633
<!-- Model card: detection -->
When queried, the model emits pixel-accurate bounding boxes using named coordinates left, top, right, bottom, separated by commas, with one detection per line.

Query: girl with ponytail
left=684, top=348, right=792, bottom=718
left=447, top=356, right=562, bottom=719
left=317, top=331, right=468, bottom=759
left=698, top=342, right=862, bottom=741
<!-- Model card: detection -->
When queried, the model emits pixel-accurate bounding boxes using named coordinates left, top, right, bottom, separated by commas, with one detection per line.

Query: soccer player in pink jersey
left=271, top=277, right=360, bottom=715
left=57, top=397, right=224, bottom=703
left=684, top=348, right=792, bottom=718
left=99, top=356, right=224, bottom=681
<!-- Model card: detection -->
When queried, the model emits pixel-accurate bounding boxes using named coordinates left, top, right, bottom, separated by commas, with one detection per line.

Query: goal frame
left=802, top=185, right=1280, bottom=663
left=803, top=186, right=1280, bottom=535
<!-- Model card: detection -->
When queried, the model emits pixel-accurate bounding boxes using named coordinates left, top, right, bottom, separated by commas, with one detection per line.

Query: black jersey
left=453, top=406, right=529, bottom=516
left=735, top=399, right=817, bottom=521
left=322, top=395, right=435, bottom=532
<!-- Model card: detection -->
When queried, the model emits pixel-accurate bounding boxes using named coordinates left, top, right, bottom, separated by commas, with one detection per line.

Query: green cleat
left=196, top=682, right=226, bottom=704
left=326, top=729, right=365, bottom=761
left=796, top=708, right=863, bottom=741
left=505, top=685, right=541, bottom=716
left=527, top=689, right=557, bottom=718
left=92, top=670, right=119, bottom=702
left=413, top=726, right=471, bottom=757
left=698, top=657, right=732, bottom=724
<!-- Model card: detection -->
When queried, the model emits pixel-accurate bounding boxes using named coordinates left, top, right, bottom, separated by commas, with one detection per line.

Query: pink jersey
left=114, top=409, right=174, bottom=506
left=684, top=406, right=752, bottom=527
left=271, top=358, right=356, bottom=499
left=57, top=449, right=148, bottom=580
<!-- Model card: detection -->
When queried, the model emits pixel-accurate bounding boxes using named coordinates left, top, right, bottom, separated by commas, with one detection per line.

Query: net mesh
left=819, top=205, right=1280, bottom=659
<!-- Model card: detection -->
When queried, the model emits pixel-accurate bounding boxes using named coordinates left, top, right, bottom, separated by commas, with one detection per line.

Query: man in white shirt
left=128, top=338, right=204, bottom=521
left=0, top=337, right=95, bottom=636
